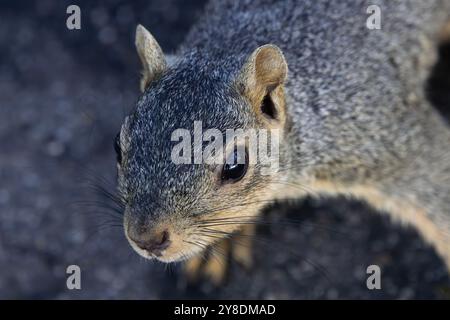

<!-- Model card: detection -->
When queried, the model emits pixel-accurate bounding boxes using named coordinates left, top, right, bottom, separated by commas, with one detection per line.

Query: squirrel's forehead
left=132, top=85, right=246, bottom=129
left=140, top=66, right=239, bottom=105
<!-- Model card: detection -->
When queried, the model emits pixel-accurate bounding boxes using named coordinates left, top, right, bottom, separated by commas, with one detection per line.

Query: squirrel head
left=117, top=25, right=290, bottom=262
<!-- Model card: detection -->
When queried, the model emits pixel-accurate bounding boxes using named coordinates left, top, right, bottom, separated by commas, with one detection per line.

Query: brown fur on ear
left=135, top=24, right=167, bottom=92
left=237, top=44, right=288, bottom=127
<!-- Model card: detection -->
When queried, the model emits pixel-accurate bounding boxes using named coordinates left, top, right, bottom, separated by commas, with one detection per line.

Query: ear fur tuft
left=135, top=24, right=167, bottom=92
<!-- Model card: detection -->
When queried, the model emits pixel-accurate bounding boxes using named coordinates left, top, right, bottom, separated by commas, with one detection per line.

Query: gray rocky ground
left=0, top=0, right=449, bottom=299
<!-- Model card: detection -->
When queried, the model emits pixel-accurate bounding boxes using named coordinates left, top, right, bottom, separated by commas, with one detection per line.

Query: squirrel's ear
left=237, top=44, right=288, bottom=127
left=135, top=24, right=167, bottom=92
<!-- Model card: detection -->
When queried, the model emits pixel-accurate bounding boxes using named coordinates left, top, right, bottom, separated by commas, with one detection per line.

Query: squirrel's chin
left=130, top=248, right=182, bottom=263
left=131, top=246, right=203, bottom=264
left=154, top=255, right=184, bottom=263
left=153, top=251, right=198, bottom=263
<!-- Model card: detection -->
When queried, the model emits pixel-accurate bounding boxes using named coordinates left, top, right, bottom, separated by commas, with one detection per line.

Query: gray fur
left=119, top=0, right=450, bottom=266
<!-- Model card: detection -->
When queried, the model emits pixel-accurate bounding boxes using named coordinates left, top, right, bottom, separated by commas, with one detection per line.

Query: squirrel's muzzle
left=130, top=231, right=170, bottom=256
left=126, top=223, right=171, bottom=257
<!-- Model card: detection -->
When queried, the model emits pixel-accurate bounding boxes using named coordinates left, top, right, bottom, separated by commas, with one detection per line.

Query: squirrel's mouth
left=127, top=238, right=204, bottom=263
left=123, top=220, right=207, bottom=263
left=126, top=237, right=206, bottom=263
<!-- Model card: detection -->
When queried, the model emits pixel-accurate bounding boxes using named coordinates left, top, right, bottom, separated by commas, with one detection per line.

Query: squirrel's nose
left=130, top=229, right=171, bottom=256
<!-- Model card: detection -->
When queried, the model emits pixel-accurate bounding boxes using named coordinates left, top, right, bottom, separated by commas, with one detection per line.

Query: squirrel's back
left=182, top=0, right=450, bottom=83
left=179, top=0, right=450, bottom=152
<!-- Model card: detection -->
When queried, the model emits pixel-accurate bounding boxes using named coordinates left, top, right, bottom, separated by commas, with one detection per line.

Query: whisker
left=196, top=227, right=333, bottom=284
left=194, top=216, right=349, bottom=238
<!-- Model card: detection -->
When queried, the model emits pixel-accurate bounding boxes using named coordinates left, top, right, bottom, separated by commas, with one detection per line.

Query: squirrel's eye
left=114, top=132, right=122, bottom=164
left=221, top=148, right=248, bottom=183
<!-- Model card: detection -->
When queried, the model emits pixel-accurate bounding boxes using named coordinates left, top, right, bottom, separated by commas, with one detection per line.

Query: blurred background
left=0, top=0, right=449, bottom=299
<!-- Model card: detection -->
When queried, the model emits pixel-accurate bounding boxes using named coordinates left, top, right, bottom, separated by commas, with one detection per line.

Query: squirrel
left=115, top=0, right=450, bottom=285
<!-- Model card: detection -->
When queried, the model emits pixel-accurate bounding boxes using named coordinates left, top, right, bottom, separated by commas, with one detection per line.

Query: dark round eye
left=221, top=148, right=248, bottom=183
left=114, top=132, right=122, bottom=164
